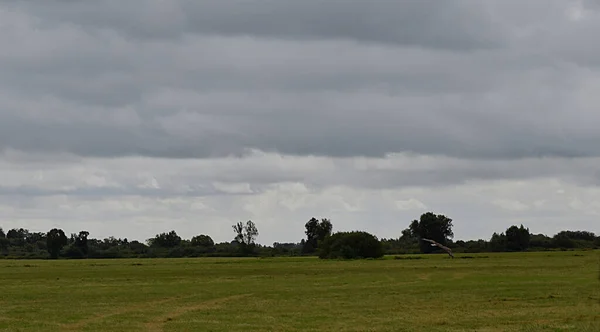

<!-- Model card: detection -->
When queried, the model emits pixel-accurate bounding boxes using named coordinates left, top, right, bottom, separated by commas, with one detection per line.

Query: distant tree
left=232, top=220, right=259, bottom=254
left=148, top=230, right=181, bottom=248
left=556, top=230, right=596, bottom=242
left=190, top=234, right=216, bottom=254
left=102, top=236, right=127, bottom=248
left=73, top=231, right=90, bottom=257
left=233, top=220, right=259, bottom=245
left=408, top=212, right=454, bottom=253
left=302, top=217, right=333, bottom=254
left=63, top=243, right=85, bottom=259
left=6, top=228, right=29, bottom=247
left=489, top=232, right=507, bottom=252
left=377, top=228, right=421, bottom=255
left=128, top=240, right=148, bottom=255
left=46, top=228, right=68, bottom=259
left=272, top=242, right=302, bottom=256
left=463, top=239, right=488, bottom=253
left=0, top=228, right=8, bottom=253
left=505, top=225, right=530, bottom=251
left=550, top=231, right=597, bottom=249
left=6, top=228, right=24, bottom=239
left=191, top=234, right=214, bottom=248
left=319, top=231, right=383, bottom=259
left=26, top=232, right=46, bottom=245
left=530, top=233, right=552, bottom=249
left=0, top=237, right=8, bottom=252
left=552, top=230, right=597, bottom=249
left=399, top=228, right=419, bottom=246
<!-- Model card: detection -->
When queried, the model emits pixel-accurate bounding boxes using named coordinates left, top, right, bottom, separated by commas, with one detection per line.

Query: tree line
left=1, top=212, right=599, bottom=260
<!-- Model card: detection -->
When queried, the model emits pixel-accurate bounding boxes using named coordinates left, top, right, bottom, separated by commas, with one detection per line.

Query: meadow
left=0, top=251, right=599, bottom=332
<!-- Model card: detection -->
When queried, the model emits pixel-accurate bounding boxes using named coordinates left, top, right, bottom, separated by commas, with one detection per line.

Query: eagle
left=422, top=238, right=454, bottom=258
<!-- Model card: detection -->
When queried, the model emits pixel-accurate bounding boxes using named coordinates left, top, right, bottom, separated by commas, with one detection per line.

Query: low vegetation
left=318, top=231, right=383, bottom=259
left=1, top=212, right=599, bottom=260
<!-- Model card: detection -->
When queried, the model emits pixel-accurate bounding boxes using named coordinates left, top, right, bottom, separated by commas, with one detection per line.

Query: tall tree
left=489, top=232, right=507, bottom=252
left=0, top=237, right=8, bottom=252
left=0, top=227, right=7, bottom=253
left=232, top=220, right=259, bottom=254
left=408, top=212, right=454, bottom=253
left=303, top=217, right=333, bottom=254
left=74, top=231, right=90, bottom=256
left=46, top=228, right=68, bottom=259
left=505, top=225, right=530, bottom=251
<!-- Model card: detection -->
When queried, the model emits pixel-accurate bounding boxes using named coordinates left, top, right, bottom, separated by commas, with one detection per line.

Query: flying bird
left=422, top=238, right=454, bottom=258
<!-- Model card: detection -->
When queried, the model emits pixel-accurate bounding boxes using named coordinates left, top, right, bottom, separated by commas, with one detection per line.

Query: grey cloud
left=12, top=0, right=504, bottom=49
left=0, top=183, right=250, bottom=198
left=338, top=157, right=600, bottom=190
left=0, top=185, right=133, bottom=197
left=1, top=1, right=600, bottom=161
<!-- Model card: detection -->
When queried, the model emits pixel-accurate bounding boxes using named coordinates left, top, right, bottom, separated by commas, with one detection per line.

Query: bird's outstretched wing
left=422, top=238, right=454, bottom=258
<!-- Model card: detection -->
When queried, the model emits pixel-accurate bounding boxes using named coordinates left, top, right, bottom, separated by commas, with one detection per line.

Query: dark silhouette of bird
left=422, top=238, right=454, bottom=258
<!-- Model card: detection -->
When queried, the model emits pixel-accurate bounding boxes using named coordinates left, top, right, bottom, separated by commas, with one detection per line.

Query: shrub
left=318, top=231, right=384, bottom=259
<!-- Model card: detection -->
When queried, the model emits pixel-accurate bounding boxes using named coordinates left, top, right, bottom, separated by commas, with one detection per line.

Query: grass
left=0, top=251, right=599, bottom=331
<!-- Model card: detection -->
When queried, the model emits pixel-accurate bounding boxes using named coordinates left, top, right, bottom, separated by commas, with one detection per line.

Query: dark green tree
left=191, top=234, right=214, bottom=247
left=505, top=225, right=530, bottom=251
left=6, top=228, right=29, bottom=247
left=6, top=228, right=27, bottom=239
left=72, top=231, right=90, bottom=257
left=191, top=234, right=216, bottom=254
left=489, top=232, right=507, bottom=251
left=399, top=228, right=418, bottom=244
left=46, top=228, right=68, bottom=259
left=302, top=217, right=333, bottom=254
left=551, top=230, right=597, bottom=249
left=556, top=231, right=596, bottom=242
left=552, top=231, right=577, bottom=248
left=26, top=232, right=46, bottom=245
left=0, top=228, right=8, bottom=253
left=272, top=242, right=302, bottom=256
left=0, top=237, right=8, bottom=252
left=408, top=212, right=454, bottom=253
left=318, top=231, right=383, bottom=259
left=148, top=230, right=181, bottom=248
left=530, top=233, right=552, bottom=249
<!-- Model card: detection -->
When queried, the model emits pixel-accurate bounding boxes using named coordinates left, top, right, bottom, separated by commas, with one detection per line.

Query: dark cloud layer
left=1, top=1, right=599, bottom=160
left=13, top=0, right=504, bottom=49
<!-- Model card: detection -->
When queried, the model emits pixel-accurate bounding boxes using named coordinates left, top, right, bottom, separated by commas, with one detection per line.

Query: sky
left=1, top=0, right=600, bottom=245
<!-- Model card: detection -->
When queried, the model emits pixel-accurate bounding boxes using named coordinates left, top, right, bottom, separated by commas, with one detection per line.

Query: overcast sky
left=1, top=0, right=600, bottom=245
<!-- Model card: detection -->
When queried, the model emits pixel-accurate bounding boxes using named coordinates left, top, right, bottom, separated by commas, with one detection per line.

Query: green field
left=1, top=251, right=599, bottom=332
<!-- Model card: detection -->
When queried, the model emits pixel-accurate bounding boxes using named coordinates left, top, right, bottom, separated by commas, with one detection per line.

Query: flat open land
left=1, top=251, right=599, bottom=332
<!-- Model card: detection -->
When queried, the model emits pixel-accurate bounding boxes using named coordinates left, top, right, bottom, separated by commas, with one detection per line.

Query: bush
left=318, top=231, right=384, bottom=259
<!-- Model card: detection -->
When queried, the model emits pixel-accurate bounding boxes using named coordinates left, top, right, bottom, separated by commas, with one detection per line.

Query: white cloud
left=394, top=199, right=427, bottom=211
left=0, top=152, right=599, bottom=244
left=491, top=199, right=529, bottom=212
